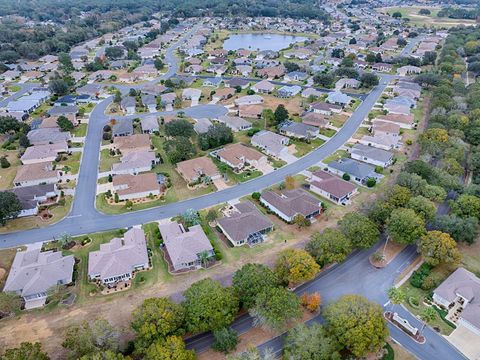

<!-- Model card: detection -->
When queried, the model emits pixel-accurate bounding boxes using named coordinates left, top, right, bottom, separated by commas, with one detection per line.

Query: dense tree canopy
left=0, top=192, right=22, bottom=226
left=306, top=228, right=352, bottom=266
left=386, top=208, right=425, bottom=244
left=275, top=249, right=320, bottom=287
left=284, top=324, right=341, bottom=360
left=418, top=231, right=461, bottom=266
left=338, top=212, right=380, bottom=248
left=324, top=295, right=388, bottom=358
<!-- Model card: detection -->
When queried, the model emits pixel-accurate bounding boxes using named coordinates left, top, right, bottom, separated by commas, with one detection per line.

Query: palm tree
left=420, top=307, right=437, bottom=333
left=199, top=250, right=211, bottom=269
left=387, top=287, right=406, bottom=311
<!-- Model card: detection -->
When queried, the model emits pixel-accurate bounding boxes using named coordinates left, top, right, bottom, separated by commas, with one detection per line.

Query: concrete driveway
left=447, top=325, right=480, bottom=360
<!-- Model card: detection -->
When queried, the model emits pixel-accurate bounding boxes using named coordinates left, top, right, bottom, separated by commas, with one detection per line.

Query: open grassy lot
left=291, top=138, right=325, bottom=158
left=72, top=123, right=88, bottom=137
left=0, top=149, right=20, bottom=190
left=0, top=196, right=73, bottom=234
left=99, top=148, right=120, bottom=172
left=55, top=152, right=81, bottom=174
left=377, top=6, right=476, bottom=27
left=0, top=247, right=20, bottom=290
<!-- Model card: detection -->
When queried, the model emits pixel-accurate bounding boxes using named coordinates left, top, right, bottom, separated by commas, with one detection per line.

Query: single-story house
left=112, top=173, right=161, bottom=200
left=20, top=141, right=68, bottom=165
left=433, top=267, right=480, bottom=337
left=277, top=85, right=302, bottom=98
left=238, top=104, right=264, bottom=118
left=327, top=91, right=353, bottom=107
left=327, top=158, right=380, bottom=185
left=215, top=143, right=267, bottom=171
left=225, top=78, right=250, bottom=89
left=160, top=221, right=214, bottom=271
left=27, top=128, right=71, bottom=146
left=372, top=120, right=401, bottom=137
left=301, top=112, right=329, bottom=128
left=212, top=87, right=236, bottom=102
left=350, top=143, right=394, bottom=168
left=88, top=228, right=149, bottom=285
left=284, top=71, right=308, bottom=82
left=120, top=96, right=136, bottom=115
left=301, top=88, right=323, bottom=99
left=252, top=80, right=275, bottom=94
left=193, top=118, right=213, bottom=134
left=310, top=101, right=342, bottom=115
left=13, top=162, right=59, bottom=187
left=111, top=151, right=157, bottom=175
left=176, top=156, right=221, bottom=184
left=217, top=115, right=252, bottom=132
left=374, top=114, right=414, bottom=129
left=3, top=246, right=74, bottom=309
left=260, top=189, right=322, bottom=222
left=140, top=116, right=159, bottom=134
left=217, top=201, right=274, bottom=247
left=309, top=170, right=357, bottom=205
left=359, top=133, right=400, bottom=150
left=251, top=130, right=289, bottom=158
left=112, top=119, right=134, bottom=137
left=141, top=94, right=157, bottom=113
left=203, top=77, right=222, bottom=87
left=182, top=88, right=202, bottom=101
left=235, top=95, right=264, bottom=106
left=113, top=134, right=151, bottom=154
left=279, top=121, right=319, bottom=140
left=7, top=183, right=58, bottom=217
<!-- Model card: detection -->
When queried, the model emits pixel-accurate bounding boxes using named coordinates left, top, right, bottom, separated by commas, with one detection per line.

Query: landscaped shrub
left=421, top=273, right=440, bottom=291
left=410, top=263, right=432, bottom=288
left=342, top=173, right=351, bottom=181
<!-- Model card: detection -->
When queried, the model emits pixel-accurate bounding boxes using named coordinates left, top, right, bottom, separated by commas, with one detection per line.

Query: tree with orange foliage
left=300, top=292, right=321, bottom=313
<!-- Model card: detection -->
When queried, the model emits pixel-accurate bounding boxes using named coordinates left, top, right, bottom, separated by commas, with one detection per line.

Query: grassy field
left=291, top=138, right=325, bottom=158
left=0, top=247, right=21, bottom=290
left=55, top=152, right=81, bottom=174
left=377, top=6, right=476, bottom=27
left=0, top=196, right=73, bottom=234
left=0, top=149, right=20, bottom=190
left=321, top=149, right=348, bottom=164
left=99, top=149, right=120, bottom=172
left=72, top=123, right=88, bottom=137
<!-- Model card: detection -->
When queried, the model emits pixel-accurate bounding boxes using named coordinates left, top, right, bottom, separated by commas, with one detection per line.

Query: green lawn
left=399, top=265, right=456, bottom=335
left=55, top=152, right=81, bottom=174
left=72, top=123, right=88, bottom=137
left=8, top=85, right=21, bottom=93
left=319, top=128, right=337, bottom=137
left=0, top=196, right=73, bottom=234
left=322, top=149, right=348, bottom=164
left=99, top=149, right=120, bottom=172
left=292, top=138, right=325, bottom=158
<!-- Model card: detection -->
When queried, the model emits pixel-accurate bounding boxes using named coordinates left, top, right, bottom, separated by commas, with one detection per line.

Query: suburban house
left=284, top=71, right=308, bottom=82
left=277, top=85, right=302, bottom=98
left=309, top=170, right=358, bottom=205
left=310, top=101, right=342, bottom=115
left=140, top=116, right=159, bottom=134
left=302, top=88, right=323, bottom=99
left=141, top=94, right=157, bottom=113
left=182, top=88, right=202, bottom=102
left=193, top=118, right=213, bottom=134
left=327, top=91, right=353, bottom=107
left=251, top=130, right=289, bottom=158
left=27, top=128, right=71, bottom=146
left=159, top=221, right=214, bottom=271
left=301, top=112, right=329, bottom=128
left=335, top=78, right=360, bottom=90
left=384, top=102, right=411, bottom=116
left=113, top=134, right=151, bottom=154
left=226, top=78, right=250, bottom=89
left=350, top=143, right=394, bottom=168
left=374, top=114, right=414, bottom=129
left=121, top=96, right=136, bottom=115
left=433, top=267, right=480, bottom=337
left=327, top=158, right=380, bottom=185
left=279, top=121, right=319, bottom=140
left=215, top=143, right=267, bottom=171
left=212, top=87, right=236, bottom=102
left=88, top=228, right=150, bottom=285
left=7, top=184, right=58, bottom=217
left=112, top=119, right=134, bottom=137
left=161, top=92, right=178, bottom=106
left=3, top=246, right=74, bottom=309
left=20, top=141, right=68, bottom=165
left=203, top=77, right=222, bottom=87
left=397, top=65, right=422, bottom=76
left=217, top=201, right=274, bottom=247
left=252, top=80, right=275, bottom=94
left=176, top=156, right=221, bottom=184
left=359, top=133, right=400, bottom=151
left=217, top=115, right=252, bottom=132
left=235, top=95, right=264, bottom=106
left=372, top=120, right=401, bottom=137
left=111, top=151, right=157, bottom=175
left=238, top=104, right=264, bottom=118
left=13, top=162, right=59, bottom=187
left=112, top=173, right=162, bottom=200
left=260, top=189, right=322, bottom=222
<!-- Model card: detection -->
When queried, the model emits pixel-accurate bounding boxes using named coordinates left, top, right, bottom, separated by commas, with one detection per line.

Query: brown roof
left=372, top=120, right=400, bottom=134
left=310, top=170, right=357, bottom=198
left=176, top=156, right=219, bottom=182
left=113, top=173, right=160, bottom=196
left=239, top=104, right=264, bottom=118
left=14, top=162, right=57, bottom=183
left=214, top=87, right=236, bottom=98
left=113, top=134, right=151, bottom=153
left=217, top=143, right=265, bottom=167
left=301, top=112, right=329, bottom=127
left=261, top=189, right=321, bottom=218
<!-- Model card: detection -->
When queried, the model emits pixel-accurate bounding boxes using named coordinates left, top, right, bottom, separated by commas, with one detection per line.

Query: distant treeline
left=437, top=6, right=480, bottom=19
left=0, top=0, right=328, bottom=63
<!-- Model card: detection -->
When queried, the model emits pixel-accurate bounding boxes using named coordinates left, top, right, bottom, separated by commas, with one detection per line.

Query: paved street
left=187, top=243, right=466, bottom=360
left=0, top=73, right=393, bottom=247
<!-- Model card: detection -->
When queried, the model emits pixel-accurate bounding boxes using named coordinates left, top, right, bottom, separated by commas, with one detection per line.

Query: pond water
left=222, top=33, right=308, bottom=52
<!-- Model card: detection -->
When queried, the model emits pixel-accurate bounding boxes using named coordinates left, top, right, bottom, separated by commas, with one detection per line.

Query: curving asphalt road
left=0, top=72, right=394, bottom=247
left=186, top=243, right=466, bottom=360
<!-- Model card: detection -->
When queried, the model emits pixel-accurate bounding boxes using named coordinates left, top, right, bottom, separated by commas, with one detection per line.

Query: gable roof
left=310, top=170, right=357, bottom=198
left=328, top=158, right=376, bottom=179
left=351, top=143, right=394, bottom=163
